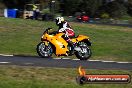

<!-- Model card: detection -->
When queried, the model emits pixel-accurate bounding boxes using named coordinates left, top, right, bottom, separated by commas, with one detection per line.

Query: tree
left=98, top=1, right=128, bottom=18
left=0, top=0, right=39, bottom=9
left=128, top=0, right=132, bottom=4
left=127, top=0, right=132, bottom=16
left=80, top=0, right=103, bottom=17
left=1, top=0, right=29, bottom=9
left=62, top=0, right=82, bottom=15
left=106, top=1, right=127, bottom=18
left=62, top=0, right=103, bottom=17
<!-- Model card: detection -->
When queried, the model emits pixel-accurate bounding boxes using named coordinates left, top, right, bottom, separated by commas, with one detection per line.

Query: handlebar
left=43, top=28, right=58, bottom=35
left=43, top=28, right=52, bottom=33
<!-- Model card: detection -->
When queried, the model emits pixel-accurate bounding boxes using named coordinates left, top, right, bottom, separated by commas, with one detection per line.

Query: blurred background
left=0, top=0, right=132, bottom=24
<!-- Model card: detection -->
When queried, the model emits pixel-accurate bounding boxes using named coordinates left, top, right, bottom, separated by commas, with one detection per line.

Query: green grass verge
left=0, top=65, right=131, bottom=88
left=0, top=17, right=132, bottom=61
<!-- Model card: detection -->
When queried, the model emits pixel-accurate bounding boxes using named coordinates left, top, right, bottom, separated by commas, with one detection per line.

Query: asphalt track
left=0, top=56, right=132, bottom=70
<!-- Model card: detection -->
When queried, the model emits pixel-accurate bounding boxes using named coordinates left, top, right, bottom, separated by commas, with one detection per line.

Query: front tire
left=75, top=42, right=92, bottom=60
left=37, top=42, right=53, bottom=58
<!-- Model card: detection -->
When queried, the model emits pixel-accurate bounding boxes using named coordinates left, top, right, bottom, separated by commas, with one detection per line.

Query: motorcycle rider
left=55, top=17, right=75, bottom=52
left=55, top=17, right=75, bottom=38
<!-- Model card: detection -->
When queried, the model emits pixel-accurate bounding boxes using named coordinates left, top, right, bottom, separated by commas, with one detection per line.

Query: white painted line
left=0, top=54, right=131, bottom=64
left=0, top=54, right=13, bottom=57
left=89, top=60, right=101, bottom=61
left=116, top=62, right=132, bottom=64
left=73, top=59, right=80, bottom=60
left=0, top=62, right=10, bottom=64
left=54, top=58, right=71, bottom=60
left=54, top=58, right=62, bottom=59
left=101, top=60, right=116, bottom=63
left=54, top=58, right=132, bottom=63
left=62, top=58, right=70, bottom=60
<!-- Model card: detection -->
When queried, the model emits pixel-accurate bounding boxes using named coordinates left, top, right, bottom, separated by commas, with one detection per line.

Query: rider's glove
left=59, top=28, right=65, bottom=32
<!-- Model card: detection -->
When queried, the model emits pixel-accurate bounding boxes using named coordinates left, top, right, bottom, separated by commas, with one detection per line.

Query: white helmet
left=55, top=17, right=64, bottom=25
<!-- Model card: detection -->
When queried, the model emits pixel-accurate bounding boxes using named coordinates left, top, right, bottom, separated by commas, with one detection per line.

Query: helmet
left=55, top=17, right=64, bottom=25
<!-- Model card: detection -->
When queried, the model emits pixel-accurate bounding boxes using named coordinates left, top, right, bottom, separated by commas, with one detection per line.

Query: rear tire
left=37, top=42, right=53, bottom=58
left=75, top=42, right=92, bottom=60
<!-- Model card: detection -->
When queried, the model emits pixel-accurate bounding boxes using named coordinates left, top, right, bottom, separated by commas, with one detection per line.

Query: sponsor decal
left=76, top=66, right=131, bottom=85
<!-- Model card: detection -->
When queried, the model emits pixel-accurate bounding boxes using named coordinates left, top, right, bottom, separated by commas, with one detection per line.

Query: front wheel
left=75, top=42, right=92, bottom=60
left=37, top=42, right=53, bottom=58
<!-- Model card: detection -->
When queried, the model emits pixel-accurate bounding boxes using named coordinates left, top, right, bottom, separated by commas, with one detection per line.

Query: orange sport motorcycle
left=37, top=28, right=92, bottom=60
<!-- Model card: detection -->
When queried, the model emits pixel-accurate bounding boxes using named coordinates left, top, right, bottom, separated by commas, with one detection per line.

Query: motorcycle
left=77, top=15, right=89, bottom=22
left=36, top=28, right=92, bottom=60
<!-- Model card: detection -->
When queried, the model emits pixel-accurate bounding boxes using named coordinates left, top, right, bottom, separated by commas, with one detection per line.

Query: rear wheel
left=75, top=42, right=92, bottom=60
left=37, top=42, right=53, bottom=58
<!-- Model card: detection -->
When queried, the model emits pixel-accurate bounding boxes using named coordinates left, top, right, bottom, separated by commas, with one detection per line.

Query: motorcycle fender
left=83, top=39, right=92, bottom=46
left=71, top=35, right=89, bottom=43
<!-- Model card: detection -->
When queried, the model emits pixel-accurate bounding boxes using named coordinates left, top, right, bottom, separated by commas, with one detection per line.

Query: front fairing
left=41, top=32, right=69, bottom=55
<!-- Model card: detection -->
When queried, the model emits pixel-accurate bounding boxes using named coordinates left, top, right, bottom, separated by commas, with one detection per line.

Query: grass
left=0, top=65, right=131, bottom=88
left=0, top=17, right=132, bottom=88
left=0, top=17, right=132, bottom=61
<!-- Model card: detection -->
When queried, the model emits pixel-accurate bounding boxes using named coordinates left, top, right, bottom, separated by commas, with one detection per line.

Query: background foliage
left=0, top=0, right=132, bottom=18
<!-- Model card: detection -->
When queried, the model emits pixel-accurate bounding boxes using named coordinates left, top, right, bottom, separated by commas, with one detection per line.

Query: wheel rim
left=78, top=43, right=91, bottom=58
left=38, top=43, right=52, bottom=57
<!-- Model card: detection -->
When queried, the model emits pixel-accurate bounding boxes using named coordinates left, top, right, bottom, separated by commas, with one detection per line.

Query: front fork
left=43, top=41, right=49, bottom=46
left=42, top=41, right=50, bottom=51
left=68, top=42, right=82, bottom=54
left=74, top=42, right=87, bottom=52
